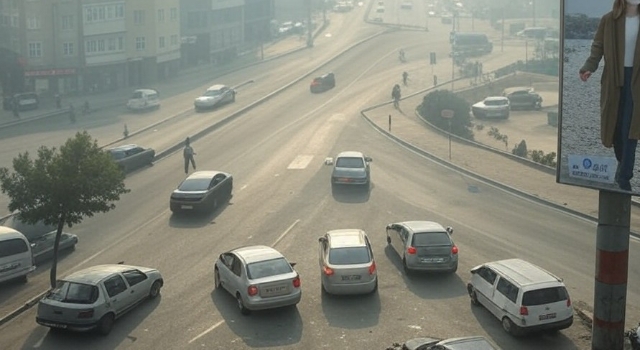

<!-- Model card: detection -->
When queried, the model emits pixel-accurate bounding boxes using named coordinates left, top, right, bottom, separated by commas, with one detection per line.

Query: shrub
left=512, top=140, right=528, bottom=157
left=418, top=90, right=474, bottom=140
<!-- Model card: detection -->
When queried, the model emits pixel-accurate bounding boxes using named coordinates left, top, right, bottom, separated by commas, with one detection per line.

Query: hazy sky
left=565, top=0, right=612, bottom=17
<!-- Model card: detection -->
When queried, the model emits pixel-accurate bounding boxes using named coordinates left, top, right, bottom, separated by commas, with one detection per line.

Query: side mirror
left=446, top=226, right=454, bottom=234
left=318, top=236, right=326, bottom=243
left=324, top=157, right=334, bottom=165
left=30, top=243, right=36, bottom=248
left=386, top=224, right=392, bottom=230
left=290, top=262, right=297, bottom=268
left=118, top=261, right=125, bottom=265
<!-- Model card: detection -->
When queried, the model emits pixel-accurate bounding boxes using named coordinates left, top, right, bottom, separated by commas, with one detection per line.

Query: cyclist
left=402, top=71, right=409, bottom=86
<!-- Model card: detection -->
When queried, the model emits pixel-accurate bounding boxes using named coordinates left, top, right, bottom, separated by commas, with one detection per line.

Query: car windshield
left=178, top=178, right=210, bottom=191
left=328, top=246, right=371, bottom=265
left=484, top=99, right=508, bottom=106
left=522, top=286, right=568, bottom=306
left=130, top=91, right=144, bottom=99
left=412, top=232, right=451, bottom=246
left=0, top=214, right=56, bottom=242
left=335, top=157, right=364, bottom=168
left=47, top=280, right=99, bottom=304
left=203, top=89, right=222, bottom=97
left=246, top=257, right=293, bottom=279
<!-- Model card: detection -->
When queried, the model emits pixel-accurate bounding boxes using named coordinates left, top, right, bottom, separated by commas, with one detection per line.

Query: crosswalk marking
left=287, top=155, right=314, bottom=169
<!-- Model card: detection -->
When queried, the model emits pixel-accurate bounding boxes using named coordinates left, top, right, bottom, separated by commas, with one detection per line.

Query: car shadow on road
left=20, top=295, right=162, bottom=350
left=210, top=289, right=303, bottom=348
left=169, top=197, right=233, bottom=228
left=331, top=184, right=372, bottom=203
left=469, top=305, right=584, bottom=350
left=383, top=245, right=467, bottom=299
left=320, top=287, right=381, bottom=329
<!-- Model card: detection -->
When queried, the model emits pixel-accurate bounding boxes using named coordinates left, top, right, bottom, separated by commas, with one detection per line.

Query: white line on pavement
left=272, top=219, right=300, bottom=248
left=188, top=320, right=225, bottom=344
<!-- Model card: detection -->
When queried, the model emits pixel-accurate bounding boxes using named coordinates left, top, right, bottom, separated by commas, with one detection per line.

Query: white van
left=466, top=258, right=573, bottom=336
left=126, top=89, right=160, bottom=111
left=0, top=227, right=36, bottom=283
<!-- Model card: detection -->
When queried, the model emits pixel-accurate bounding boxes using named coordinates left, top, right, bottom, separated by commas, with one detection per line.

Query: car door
left=102, top=274, right=134, bottom=315
left=318, top=236, right=328, bottom=275
left=126, top=147, right=145, bottom=170
left=471, top=266, right=499, bottom=314
left=229, top=256, right=244, bottom=293
left=31, top=232, right=56, bottom=263
left=122, top=269, right=150, bottom=304
left=208, top=175, right=223, bottom=206
left=218, top=253, right=236, bottom=293
left=493, top=277, right=520, bottom=320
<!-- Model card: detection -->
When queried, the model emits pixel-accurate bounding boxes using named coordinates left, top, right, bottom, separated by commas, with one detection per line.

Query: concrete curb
left=0, top=290, right=48, bottom=328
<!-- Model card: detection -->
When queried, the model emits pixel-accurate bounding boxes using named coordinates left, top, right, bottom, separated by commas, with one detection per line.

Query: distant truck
left=451, top=32, right=493, bottom=56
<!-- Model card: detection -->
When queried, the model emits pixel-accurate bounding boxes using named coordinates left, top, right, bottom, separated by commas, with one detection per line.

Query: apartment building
left=0, top=0, right=25, bottom=97
left=244, top=0, right=274, bottom=43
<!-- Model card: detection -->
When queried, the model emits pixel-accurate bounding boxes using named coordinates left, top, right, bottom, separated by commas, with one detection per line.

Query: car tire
left=386, top=236, right=391, bottom=244
left=149, top=280, right=162, bottom=299
left=231, top=93, right=236, bottom=103
left=19, top=274, right=28, bottom=283
left=450, top=263, right=458, bottom=274
left=214, top=267, right=221, bottom=289
left=370, top=279, right=378, bottom=294
left=468, top=285, right=480, bottom=306
left=237, top=293, right=250, bottom=315
left=502, top=316, right=522, bottom=336
left=97, top=313, right=115, bottom=336
left=402, top=258, right=411, bottom=275
left=321, top=283, right=329, bottom=296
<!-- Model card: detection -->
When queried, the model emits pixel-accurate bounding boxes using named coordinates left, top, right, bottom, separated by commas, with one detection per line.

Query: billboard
left=558, top=0, right=640, bottom=194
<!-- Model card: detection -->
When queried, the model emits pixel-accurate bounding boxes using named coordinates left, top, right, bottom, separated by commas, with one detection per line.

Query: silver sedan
left=214, top=245, right=301, bottom=315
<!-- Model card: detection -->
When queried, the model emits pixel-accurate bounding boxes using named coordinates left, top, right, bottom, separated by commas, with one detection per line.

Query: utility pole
left=501, top=8, right=505, bottom=52
left=592, top=191, right=630, bottom=350
left=307, top=0, right=313, bottom=48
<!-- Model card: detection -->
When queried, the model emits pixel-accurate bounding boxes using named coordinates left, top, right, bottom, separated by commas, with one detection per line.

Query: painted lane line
left=188, top=320, right=225, bottom=344
left=272, top=219, right=301, bottom=248
left=287, top=155, right=314, bottom=169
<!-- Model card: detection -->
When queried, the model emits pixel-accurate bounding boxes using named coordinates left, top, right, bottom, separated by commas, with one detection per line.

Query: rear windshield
left=328, top=246, right=371, bottom=265
left=0, top=238, right=29, bottom=258
left=204, top=89, right=222, bottom=97
left=335, top=157, right=364, bottom=168
left=522, top=287, right=568, bottom=306
left=178, top=178, right=210, bottom=191
left=47, top=281, right=99, bottom=304
left=246, top=257, right=293, bottom=279
left=411, top=232, right=451, bottom=247
left=485, top=99, right=509, bottom=106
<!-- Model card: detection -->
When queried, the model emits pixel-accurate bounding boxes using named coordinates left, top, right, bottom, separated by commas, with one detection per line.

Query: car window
left=122, top=269, right=148, bottom=287
left=204, top=89, right=222, bottom=97
left=478, top=267, right=497, bottom=284
left=221, top=253, right=234, bottom=268
left=231, top=258, right=243, bottom=277
left=0, top=238, right=28, bottom=258
left=246, top=257, right=293, bottom=279
left=103, top=275, right=128, bottom=297
left=210, top=174, right=226, bottom=188
left=335, top=157, right=364, bottom=168
left=48, top=281, right=99, bottom=304
left=522, top=286, right=568, bottom=306
left=131, top=91, right=144, bottom=99
left=484, top=99, right=509, bottom=106
left=178, top=178, right=211, bottom=191
left=126, top=147, right=143, bottom=156
left=496, top=277, right=519, bottom=303
left=328, top=246, right=371, bottom=265
left=411, top=232, right=450, bottom=246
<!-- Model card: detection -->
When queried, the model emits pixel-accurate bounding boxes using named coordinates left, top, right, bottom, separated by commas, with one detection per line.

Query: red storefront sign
left=24, top=68, right=76, bottom=77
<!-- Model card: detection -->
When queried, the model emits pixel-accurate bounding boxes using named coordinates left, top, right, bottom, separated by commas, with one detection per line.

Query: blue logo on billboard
left=582, top=158, right=592, bottom=169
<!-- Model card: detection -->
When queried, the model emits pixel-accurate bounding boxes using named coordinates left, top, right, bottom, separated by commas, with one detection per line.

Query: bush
left=418, top=90, right=474, bottom=140
left=531, top=150, right=557, bottom=167
left=512, top=140, right=528, bottom=157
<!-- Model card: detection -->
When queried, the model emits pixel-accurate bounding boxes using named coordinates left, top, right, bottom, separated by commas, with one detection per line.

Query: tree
left=418, top=89, right=474, bottom=140
left=0, top=131, right=129, bottom=288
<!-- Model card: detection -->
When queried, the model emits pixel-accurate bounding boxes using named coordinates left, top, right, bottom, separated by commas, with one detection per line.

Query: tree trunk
left=50, top=212, right=66, bottom=289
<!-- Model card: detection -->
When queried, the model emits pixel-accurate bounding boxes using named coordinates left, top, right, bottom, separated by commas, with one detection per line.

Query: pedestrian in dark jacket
left=183, top=137, right=196, bottom=174
left=12, top=100, right=19, bottom=118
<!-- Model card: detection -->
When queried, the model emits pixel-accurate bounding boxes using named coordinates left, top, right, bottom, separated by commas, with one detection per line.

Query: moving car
left=451, top=33, right=493, bottom=56
left=169, top=171, right=233, bottom=214
left=325, top=151, right=372, bottom=188
left=502, top=86, right=543, bottom=110
left=467, top=259, right=573, bottom=336
left=471, top=96, right=510, bottom=119
left=310, top=73, right=336, bottom=93
left=107, top=144, right=155, bottom=173
left=385, top=221, right=458, bottom=274
left=318, top=229, right=377, bottom=295
left=0, top=227, right=36, bottom=283
left=214, top=245, right=301, bottom=315
left=0, top=213, right=78, bottom=265
left=36, top=264, right=163, bottom=335
left=3, top=92, right=39, bottom=111
left=397, top=336, right=500, bottom=350
left=194, top=84, right=236, bottom=111
left=126, top=89, right=160, bottom=111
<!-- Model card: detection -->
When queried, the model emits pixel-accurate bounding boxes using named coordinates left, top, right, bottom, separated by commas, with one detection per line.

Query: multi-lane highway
left=0, top=2, right=632, bottom=350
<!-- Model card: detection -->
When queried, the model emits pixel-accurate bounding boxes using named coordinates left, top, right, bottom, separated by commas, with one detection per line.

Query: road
left=0, top=5, right=628, bottom=350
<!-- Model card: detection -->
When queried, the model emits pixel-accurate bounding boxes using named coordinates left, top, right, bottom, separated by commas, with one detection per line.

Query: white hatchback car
left=194, top=84, right=236, bottom=111
left=471, top=96, right=510, bottom=119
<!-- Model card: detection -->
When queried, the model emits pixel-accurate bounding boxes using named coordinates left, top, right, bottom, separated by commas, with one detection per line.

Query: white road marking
left=188, top=320, right=225, bottom=344
left=272, top=219, right=300, bottom=247
left=240, top=184, right=247, bottom=191
left=287, top=155, right=314, bottom=169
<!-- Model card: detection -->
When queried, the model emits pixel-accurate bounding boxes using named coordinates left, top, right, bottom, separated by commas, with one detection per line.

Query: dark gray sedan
left=107, top=144, right=155, bottom=173
left=325, top=151, right=372, bottom=189
left=170, top=171, right=233, bottom=213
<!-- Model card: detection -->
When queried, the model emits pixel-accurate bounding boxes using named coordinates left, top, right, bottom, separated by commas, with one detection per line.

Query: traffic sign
left=441, top=109, right=454, bottom=119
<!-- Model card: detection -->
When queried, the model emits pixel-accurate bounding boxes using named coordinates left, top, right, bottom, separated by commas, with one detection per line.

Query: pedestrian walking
left=12, top=100, right=19, bottom=119
left=402, top=71, right=409, bottom=86
left=68, top=103, right=76, bottom=124
left=183, top=137, right=197, bottom=174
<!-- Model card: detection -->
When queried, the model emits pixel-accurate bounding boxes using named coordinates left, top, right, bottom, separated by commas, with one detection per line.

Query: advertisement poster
left=558, top=0, right=640, bottom=195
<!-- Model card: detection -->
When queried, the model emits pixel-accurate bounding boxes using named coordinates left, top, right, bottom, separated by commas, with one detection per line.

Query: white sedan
left=471, top=96, right=510, bottom=119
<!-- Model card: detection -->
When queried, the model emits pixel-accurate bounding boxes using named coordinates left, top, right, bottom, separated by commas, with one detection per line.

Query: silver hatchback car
left=386, top=221, right=458, bottom=274
left=318, top=229, right=377, bottom=295
left=214, top=245, right=301, bottom=315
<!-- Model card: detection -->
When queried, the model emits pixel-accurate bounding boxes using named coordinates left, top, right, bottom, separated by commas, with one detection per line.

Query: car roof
left=483, top=258, right=563, bottom=286
left=206, top=84, right=227, bottom=91
left=133, top=89, right=157, bottom=94
left=503, top=86, right=534, bottom=94
left=108, top=144, right=140, bottom=152
left=185, top=171, right=222, bottom=180
left=0, top=226, right=27, bottom=240
left=400, top=221, right=447, bottom=233
left=232, top=245, right=284, bottom=264
left=484, top=96, right=509, bottom=101
left=437, top=336, right=497, bottom=349
left=326, top=229, right=367, bottom=248
left=64, top=264, right=147, bottom=285
left=336, top=151, right=364, bottom=158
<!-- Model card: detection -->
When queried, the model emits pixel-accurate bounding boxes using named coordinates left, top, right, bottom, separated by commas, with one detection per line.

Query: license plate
left=0, top=262, right=20, bottom=273
left=341, top=275, right=361, bottom=281
left=41, top=321, right=67, bottom=329
left=264, top=286, right=287, bottom=295
left=421, top=258, right=444, bottom=263
left=181, top=205, right=193, bottom=209
left=539, top=313, right=557, bottom=320
left=339, top=178, right=351, bottom=182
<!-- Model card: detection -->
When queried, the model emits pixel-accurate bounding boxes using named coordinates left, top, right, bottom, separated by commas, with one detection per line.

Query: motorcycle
left=626, top=323, right=640, bottom=350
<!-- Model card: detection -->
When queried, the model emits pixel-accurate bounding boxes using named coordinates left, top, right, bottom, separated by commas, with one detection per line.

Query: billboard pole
left=592, top=190, right=630, bottom=350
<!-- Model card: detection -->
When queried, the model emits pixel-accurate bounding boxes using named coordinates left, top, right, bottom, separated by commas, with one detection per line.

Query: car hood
left=195, top=96, right=222, bottom=103
left=172, top=189, right=208, bottom=196
left=332, top=167, right=367, bottom=178
left=402, top=338, right=440, bottom=350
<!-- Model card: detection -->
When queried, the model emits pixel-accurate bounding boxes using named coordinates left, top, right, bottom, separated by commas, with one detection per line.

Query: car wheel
left=502, top=316, right=521, bottom=336
left=149, top=280, right=162, bottom=299
left=237, top=293, right=250, bottom=315
left=386, top=236, right=391, bottom=244
left=321, top=283, right=329, bottom=296
left=214, top=267, right=221, bottom=289
left=402, top=258, right=411, bottom=275
left=468, top=285, right=480, bottom=306
left=19, top=274, right=28, bottom=283
left=450, top=263, right=458, bottom=274
left=231, top=93, right=236, bottom=103
left=370, top=279, right=378, bottom=294
left=97, top=313, right=115, bottom=336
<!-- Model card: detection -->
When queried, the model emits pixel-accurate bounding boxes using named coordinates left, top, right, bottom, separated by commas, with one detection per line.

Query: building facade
left=244, top=0, right=274, bottom=43
left=0, top=0, right=26, bottom=98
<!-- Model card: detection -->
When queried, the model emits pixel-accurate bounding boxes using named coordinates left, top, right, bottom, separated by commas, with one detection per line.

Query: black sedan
left=310, top=73, right=336, bottom=93
left=107, top=144, right=155, bottom=173
left=170, top=171, right=233, bottom=214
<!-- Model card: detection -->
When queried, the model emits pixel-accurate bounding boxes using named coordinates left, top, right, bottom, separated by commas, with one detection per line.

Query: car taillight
left=520, top=306, right=528, bottom=316
left=451, top=245, right=458, bottom=254
left=247, top=285, right=258, bottom=296
left=293, top=276, right=301, bottom=288
left=567, top=298, right=572, bottom=307
left=323, top=265, right=334, bottom=276
left=368, top=261, right=376, bottom=275
left=77, top=309, right=94, bottom=319
left=407, top=246, right=417, bottom=255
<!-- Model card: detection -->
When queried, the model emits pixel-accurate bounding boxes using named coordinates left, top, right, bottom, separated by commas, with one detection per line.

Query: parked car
left=214, top=245, right=301, bottom=315
left=35, top=263, right=163, bottom=335
left=3, top=92, right=40, bottom=111
left=385, top=221, right=458, bottom=274
left=126, top=89, right=160, bottom=111
left=107, top=144, right=155, bottom=173
left=0, top=213, right=78, bottom=265
left=397, top=336, right=500, bottom=350
left=194, top=84, right=236, bottom=111
left=318, top=229, right=377, bottom=295
left=310, top=73, right=336, bottom=93
left=0, top=226, right=36, bottom=283
left=400, top=1, right=413, bottom=9
left=169, top=171, right=233, bottom=214
left=503, top=86, right=543, bottom=110
left=471, top=96, right=510, bottom=119
left=325, top=151, right=372, bottom=188
left=466, top=258, right=574, bottom=336
left=451, top=33, right=493, bottom=56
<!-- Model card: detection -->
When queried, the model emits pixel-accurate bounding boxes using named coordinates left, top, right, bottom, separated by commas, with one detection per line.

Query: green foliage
left=512, top=140, right=528, bottom=157
left=487, top=127, right=509, bottom=150
left=418, top=90, right=474, bottom=140
left=531, top=150, right=557, bottom=167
